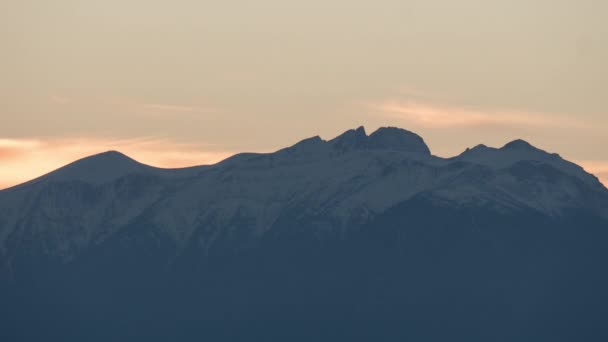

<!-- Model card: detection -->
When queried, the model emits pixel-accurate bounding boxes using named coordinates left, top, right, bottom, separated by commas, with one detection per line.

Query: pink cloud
left=373, top=100, right=586, bottom=128
left=47, top=94, right=217, bottom=120
left=0, top=147, right=27, bottom=161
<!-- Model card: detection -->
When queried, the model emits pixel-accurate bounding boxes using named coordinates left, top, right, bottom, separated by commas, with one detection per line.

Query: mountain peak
left=330, top=126, right=368, bottom=151
left=368, top=127, right=431, bottom=154
left=328, top=126, right=431, bottom=154
left=39, top=150, right=150, bottom=185
left=280, top=135, right=327, bottom=157
left=502, top=139, right=536, bottom=151
left=73, top=150, right=138, bottom=166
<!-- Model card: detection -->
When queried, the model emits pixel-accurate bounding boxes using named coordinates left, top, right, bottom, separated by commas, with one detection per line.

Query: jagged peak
left=330, top=126, right=368, bottom=151
left=280, top=135, right=327, bottom=155
left=327, top=126, right=431, bottom=154
left=331, top=126, right=367, bottom=140
left=294, top=135, right=324, bottom=146
left=353, top=125, right=367, bottom=136
left=461, top=144, right=492, bottom=154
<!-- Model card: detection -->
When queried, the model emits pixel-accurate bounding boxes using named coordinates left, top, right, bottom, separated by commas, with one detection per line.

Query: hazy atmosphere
left=2, top=0, right=607, bottom=188
left=3, top=3, right=608, bottom=340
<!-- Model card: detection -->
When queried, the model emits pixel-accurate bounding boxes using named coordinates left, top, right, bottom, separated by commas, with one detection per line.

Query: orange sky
left=0, top=138, right=233, bottom=190
left=1, top=0, right=606, bottom=189
left=0, top=133, right=606, bottom=191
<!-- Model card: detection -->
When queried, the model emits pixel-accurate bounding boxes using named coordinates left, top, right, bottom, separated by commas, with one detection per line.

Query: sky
left=1, top=0, right=607, bottom=189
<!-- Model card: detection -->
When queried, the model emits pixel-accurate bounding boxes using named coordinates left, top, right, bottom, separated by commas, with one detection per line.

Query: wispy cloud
left=0, top=137, right=233, bottom=190
left=372, top=100, right=586, bottom=128
left=47, top=94, right=217, bottom=120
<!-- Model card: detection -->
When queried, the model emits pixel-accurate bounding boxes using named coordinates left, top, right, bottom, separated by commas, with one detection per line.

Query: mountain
left=1, top=126, right=608, bottom=341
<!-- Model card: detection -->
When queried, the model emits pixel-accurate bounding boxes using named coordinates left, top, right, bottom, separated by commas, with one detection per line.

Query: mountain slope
left=1, top=126, right=607, bottom=341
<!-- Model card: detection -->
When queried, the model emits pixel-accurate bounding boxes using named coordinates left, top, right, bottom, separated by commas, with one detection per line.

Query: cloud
left=0, top=148, right=22, bottom=161
left=0, top=139, right=39, bottom=161
left=0, top=137, right=234, bottom=190
left=373, top=100, right=586, bottom=128
left=47, top=94, right=217, bottom=120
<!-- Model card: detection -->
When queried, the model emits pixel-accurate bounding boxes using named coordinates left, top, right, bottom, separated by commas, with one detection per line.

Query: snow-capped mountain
left=1, top=126, right=608, bottom=341
left=1, top=126, right=605, bottom=261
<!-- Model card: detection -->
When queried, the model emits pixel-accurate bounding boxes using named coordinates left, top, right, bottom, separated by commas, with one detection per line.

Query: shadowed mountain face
left=1, top=126, right=607, bottom=341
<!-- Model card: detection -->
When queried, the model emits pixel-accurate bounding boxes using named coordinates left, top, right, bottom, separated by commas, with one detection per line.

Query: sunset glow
left=578, top=160, right=608, bottom=187
left=1, top=0, right=606, bottom=189
left=0, top=138, right=233, bottom=190
left=374, top=101, right=586, bottom=129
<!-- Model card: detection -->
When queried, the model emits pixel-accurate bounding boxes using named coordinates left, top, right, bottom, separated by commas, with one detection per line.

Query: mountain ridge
left=2, top=126, right=603, bottom=192
left=2, top=126, right=608, bottom=341
left=0, top=126, right=606, bottom=260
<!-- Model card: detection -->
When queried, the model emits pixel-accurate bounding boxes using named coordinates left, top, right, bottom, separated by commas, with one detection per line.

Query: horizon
left=2, top=1, right=607, bottom=188
left=4, top=3, right=608, bottom=340
left=1, top=125, right=606, bottom=190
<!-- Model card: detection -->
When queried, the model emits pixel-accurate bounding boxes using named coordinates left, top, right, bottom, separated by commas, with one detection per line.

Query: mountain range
left=1, top=126, right=607, bottom=341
